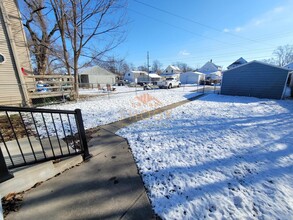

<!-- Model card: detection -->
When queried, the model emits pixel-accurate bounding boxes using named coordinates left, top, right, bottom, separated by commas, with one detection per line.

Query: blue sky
left=113, top=0, right=293, bottom=69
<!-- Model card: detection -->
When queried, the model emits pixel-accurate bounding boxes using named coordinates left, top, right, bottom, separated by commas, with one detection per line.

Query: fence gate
left=0, top=106, right=90, bottom=182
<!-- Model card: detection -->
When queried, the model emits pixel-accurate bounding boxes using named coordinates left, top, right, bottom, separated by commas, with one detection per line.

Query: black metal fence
left=0, top=106, right=90, bottom=179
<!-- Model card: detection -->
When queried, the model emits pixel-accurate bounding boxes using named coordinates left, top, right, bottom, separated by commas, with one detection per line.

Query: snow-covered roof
left=181, top=71, right=205, bottom=75
left=284, top=62, right=293, bottom=70
left=169, top=65, right=181, bottom=71
left=199, top=61, right=221, bottom=73
left=227, top=57, right=248, bottom=69
left=149, top=73, right=161, bottom=78
left=223, top=60, right=290, bottom=73
left=79, top=65, right=115, bottom=76
left=131, top=70, right=148, bottom=74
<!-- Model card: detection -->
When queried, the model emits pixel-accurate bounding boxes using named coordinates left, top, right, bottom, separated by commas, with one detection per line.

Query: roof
left=199, top=61, right=221, bottom=73
left=284, top=62, right=293, bottom=70
left=148, top=73, right=161, bottom=78
left=227, top=57, right=248, bottom=69
left=223, top=60, right=290, bottom=73
left=79, top=65, right=115, bottom=76
left=169, top=65, right=181, bottom=71
left=181, top=71, right=205, bottom=75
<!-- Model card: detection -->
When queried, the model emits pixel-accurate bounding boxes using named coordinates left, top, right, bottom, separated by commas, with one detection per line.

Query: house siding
left=221, top=62, right=288, bottom=99
left=87, top=74, right=116, bottom=85
left=0, top=4, right=23, bottom=106
left=4, top=0, right=32, bottom=72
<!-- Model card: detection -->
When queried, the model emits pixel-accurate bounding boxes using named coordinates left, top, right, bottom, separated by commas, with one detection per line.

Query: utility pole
left=147, top=51, right=150, bottom=83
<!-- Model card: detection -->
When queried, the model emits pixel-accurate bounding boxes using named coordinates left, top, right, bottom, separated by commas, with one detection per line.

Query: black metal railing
left=0, top=106, right=91, bottom=181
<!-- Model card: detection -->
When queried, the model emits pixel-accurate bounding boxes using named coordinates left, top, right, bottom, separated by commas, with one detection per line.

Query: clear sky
left=113, top=0, right=293, bottom=70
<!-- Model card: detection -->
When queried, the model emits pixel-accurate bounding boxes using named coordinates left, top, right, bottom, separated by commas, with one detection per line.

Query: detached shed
left=180, top=72, right=205, bottom=84
left=79, top=66, right=116, bottom=87
left=221, top=61, right=289, bottom=99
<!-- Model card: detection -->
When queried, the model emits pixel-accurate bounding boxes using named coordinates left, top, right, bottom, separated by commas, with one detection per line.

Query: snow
left=117, top=94, right=293, bottom=220
left=79, top=86, right=144, bottom=95
left=29, top=87, right=199, bottom=138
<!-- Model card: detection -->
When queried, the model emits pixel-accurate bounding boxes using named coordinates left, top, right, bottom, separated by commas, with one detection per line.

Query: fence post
left=74, top=109, right=91, bottom=161
left=0, top=147, right=13, bottom=183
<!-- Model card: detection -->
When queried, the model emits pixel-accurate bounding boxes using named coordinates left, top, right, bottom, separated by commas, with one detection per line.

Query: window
left=0, top=54, right=5, bottom=64
left=128, top=73, right=130, bottom=76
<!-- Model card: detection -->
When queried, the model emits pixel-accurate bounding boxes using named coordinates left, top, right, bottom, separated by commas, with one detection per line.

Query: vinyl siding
left=0, top=5, right=23, bottom=106
left=88, top=75, right=116, bottom=85
left=221, top=62, right=288, bottom=99
left=3, top=0, right=32, bottom=72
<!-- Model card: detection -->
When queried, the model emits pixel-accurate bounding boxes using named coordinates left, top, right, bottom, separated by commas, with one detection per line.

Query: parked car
left=158, top=77, right=181, bottom=89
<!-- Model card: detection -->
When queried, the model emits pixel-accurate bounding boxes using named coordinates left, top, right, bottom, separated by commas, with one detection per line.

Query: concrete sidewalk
left=6, top=93, right=206, bottom=220
left=6, top=128, right=155, bottom=220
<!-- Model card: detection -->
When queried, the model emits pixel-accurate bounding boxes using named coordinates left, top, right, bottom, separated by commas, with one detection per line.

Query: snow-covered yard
left=117, top=94, right=293, bottom=219
left=30, top=87, right=199, bottom=138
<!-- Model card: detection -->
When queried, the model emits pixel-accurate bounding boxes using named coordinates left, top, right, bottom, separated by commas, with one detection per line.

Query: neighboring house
left=161, top=65, right=181, bottom=75
left=284, top=62, right=293, bottom=71
left=160, top=65, right=181, bottom=80
left=221, top=61, right=289, bottom=99
left=227, top=57, right=248, bottom=70
left=0, top=0, right=32, bottom=106
left=180, top=72, right=205, bottom=84
left=284, top=62, right=293, bottom=97
left=124, top=71, right=148, bottom=82
left=199, top=60, right=222, bottom=73
left=198, top=60, right=222, bottom=80
left=123, top=71, right=161, bottom=84
left=143, top=73, right=161, bottom=84
left=79, top=65, right=117, bottom=87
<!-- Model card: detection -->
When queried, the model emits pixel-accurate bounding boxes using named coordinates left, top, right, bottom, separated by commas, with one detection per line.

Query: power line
left=128, top=8, right=231, bottom=46
left=128, top=7, right=287, bottom=54
left=133, top=0, right=275, bottom=47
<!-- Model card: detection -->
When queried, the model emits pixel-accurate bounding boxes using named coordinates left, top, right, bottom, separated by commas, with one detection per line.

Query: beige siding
left=3, top=0, right=32, bottom=72
left=0, top=5, right=23, bottom=106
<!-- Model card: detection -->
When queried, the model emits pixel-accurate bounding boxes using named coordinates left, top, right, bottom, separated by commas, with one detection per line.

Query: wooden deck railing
left=23, top=75, right=75, bottom=100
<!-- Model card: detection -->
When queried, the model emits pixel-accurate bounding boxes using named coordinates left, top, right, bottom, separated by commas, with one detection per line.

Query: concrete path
left=6, top=93, right=205, bottom=220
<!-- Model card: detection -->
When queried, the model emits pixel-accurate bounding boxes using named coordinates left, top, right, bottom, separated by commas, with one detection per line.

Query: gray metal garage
left=221, top=61, right=289, bottom=99
left=79, top=65, right=117, bottom=87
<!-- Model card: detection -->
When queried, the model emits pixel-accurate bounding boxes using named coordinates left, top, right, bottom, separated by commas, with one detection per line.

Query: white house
left=284, top=62, right=293, bottom=71
left=79, top=65, right=117, bottom=87
left=161, top=65, right=181, bottom=74
left=284, top=62, right=293, bottom=93
left=180, top=71, right=205, bottom=84
left=124, top=71, right=148, bottom=82
left=198, top=60, right=222, bottom=80
left=160, top=65, right=181, bottom=80
left=123, top=71, right=161, bottom=84
left=227, top=57, right=248, bottom=69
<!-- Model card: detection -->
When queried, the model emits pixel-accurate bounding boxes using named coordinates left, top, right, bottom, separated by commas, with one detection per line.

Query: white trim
left=0, top=53, right=5, bottom=64
left=281, top=72, right=291, bottom=99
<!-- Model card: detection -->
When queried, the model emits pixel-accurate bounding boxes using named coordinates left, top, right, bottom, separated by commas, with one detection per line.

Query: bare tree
left=137, top=65, right=148, bottom=72
left=262, top=58, right=277, bottom=65
left=97, top=56, right=130, bottom=78
left=173, top=62, right=193, bottom=72
left=50, top=0, right=127, bottom=96
left=273, top=45, right=293, bottom=67
left=22, top=0, right=59, bottom=75
left=152, top=59, right=163, bottom=74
